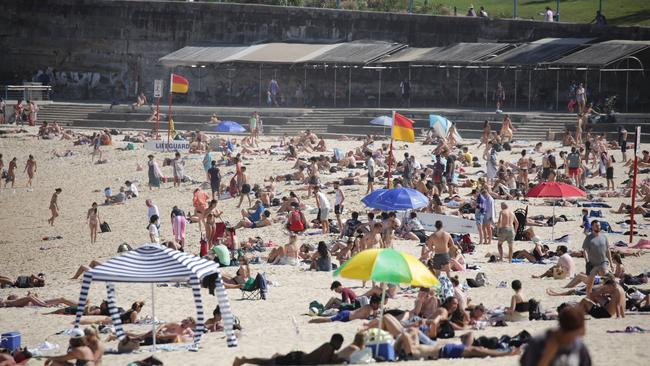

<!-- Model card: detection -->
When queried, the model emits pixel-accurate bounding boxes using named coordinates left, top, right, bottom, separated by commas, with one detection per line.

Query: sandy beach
left=0, top=126, right=649, bottom=366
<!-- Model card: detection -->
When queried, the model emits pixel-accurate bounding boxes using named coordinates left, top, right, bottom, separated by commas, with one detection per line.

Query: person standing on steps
left=494, top=81, right=505, bottom=113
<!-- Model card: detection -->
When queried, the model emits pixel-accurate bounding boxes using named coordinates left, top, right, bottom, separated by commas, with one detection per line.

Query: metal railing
left=1, top=84, right=52, bottom=102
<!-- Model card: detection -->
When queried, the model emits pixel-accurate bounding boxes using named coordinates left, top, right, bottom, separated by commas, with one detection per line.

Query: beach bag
left=117, top=243, right=132, bottom=253
left=528, top=299, right=544, bottom=320
left=467, top=272, right=487, bottom=288
left=308, top=300, right=326, bottom=316
left=100, top=222, right=111, bottom=233
left=437, top=320, right=455, bottom=338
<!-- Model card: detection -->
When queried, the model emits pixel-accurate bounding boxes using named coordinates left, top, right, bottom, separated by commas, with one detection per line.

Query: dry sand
left=0, top=126, right=649, bottom=366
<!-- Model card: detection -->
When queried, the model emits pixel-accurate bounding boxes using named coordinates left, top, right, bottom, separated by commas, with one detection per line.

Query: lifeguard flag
left=392, top=112, right=415, bottom=143
left=170, top=73, right=189, bottom=94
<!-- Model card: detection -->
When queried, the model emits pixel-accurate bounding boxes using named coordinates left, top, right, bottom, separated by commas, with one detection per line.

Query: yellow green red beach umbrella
left=333, top=248, right=438, bottom=288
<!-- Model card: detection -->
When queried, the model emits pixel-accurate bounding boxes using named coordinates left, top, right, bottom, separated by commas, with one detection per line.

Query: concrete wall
left=2, top=0, right=649, bottom=102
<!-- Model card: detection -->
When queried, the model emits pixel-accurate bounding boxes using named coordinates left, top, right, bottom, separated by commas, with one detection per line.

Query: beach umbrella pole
left=552, top=202, right=555, bottom=241
left=151, top=283, right=156, bottom=350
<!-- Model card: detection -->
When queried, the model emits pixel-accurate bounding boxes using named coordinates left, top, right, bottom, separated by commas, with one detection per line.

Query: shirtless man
left=48, top=188, right=62, bottom=226
left=496, top=202, right=519, bottom=263
left=517, top=150, right=529, bottom=190
left=578, top=278, right=626, bottom=319
left=361, top=222, right=384, bottom=251
left=426, top=221, right=453, bottom=278
left=381, top=212, right=400, bottom=249
left=309, top=295, right=381, bottom=323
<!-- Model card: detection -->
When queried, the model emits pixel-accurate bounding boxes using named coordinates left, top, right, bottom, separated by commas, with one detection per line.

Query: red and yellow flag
left=392, top=112, right=415, bottom=143
left=170, top=73, right=189, bottom=94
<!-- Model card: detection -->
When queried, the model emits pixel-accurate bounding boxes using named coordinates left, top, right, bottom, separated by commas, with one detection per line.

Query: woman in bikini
left=80, top=301, right=144, bottom=326
left=48, top=188, right=62, bottom=226
left=223, top=257, right=251, bottom=289
left=86, top=202, right=100, bottom=244
left=478, top=120, right=491, bottom=149
left=4, top=157, right=17, bottom=188
left=24, top=154, right=37, bottom=189
left=500, top=115, right=514, bottom=142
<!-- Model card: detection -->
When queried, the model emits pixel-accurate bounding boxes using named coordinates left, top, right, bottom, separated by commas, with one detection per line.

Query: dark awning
left=547, top=40, right=650, bottom=67
left=307, top=40, right=406, bottom=64
left=159, top=45, right=250, bottom=67
left=487, top=38, right=594, bottom=65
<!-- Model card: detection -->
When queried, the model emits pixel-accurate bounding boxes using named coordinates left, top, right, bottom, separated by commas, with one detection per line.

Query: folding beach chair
left=240, top=273, right=268, bottom=300
left=514, top=206, right=528, bottom=241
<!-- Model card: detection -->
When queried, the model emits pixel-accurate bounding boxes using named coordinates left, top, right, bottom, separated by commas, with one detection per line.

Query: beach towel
left=578, top=202, right=612, bottom=208
left=606, top=326, right=647, bottom=334
left=632, top=239, right=650, bottom=249
left=171, top=215, right=186, bottom=242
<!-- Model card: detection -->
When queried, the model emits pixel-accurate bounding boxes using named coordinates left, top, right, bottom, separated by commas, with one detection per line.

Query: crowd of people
left=1, top=104, right=648, bottom=366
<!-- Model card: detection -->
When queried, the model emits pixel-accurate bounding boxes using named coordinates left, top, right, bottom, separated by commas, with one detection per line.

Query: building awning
left=307, top=40, right=406, bottom=64
left=378, top=47, right=441, bottom=63
left=159, top=45, right=249, bottom=67
left=378, top=43, right=511, bottom=65
left=159, top=41, right=405, bottom=66
left=546, top=40, right=650, bottom=68
left=487, top=38, right=594, bottom=65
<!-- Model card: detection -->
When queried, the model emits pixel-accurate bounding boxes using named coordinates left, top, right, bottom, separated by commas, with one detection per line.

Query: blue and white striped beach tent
left=73, top=243, right=237, bottom=348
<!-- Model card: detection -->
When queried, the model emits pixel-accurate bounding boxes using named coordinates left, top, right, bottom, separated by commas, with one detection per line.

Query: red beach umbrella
left=526, top=182, right=586, bottom=240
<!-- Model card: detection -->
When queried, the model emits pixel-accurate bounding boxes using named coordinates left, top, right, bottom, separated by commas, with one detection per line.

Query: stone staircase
left=269, top=109, right=356, bottom=135
left=37, top=103, right=107, bottom=126
left=520, top=113, right=578, bottom=141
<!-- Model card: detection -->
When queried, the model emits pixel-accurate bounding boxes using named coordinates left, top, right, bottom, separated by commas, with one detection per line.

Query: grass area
left=217, top=1, right=650, bottom=26
left=410, top=0, right=650, bottom=26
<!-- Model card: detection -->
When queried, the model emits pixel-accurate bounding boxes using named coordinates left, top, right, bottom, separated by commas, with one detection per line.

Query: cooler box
left=366, top=342, right=396, bottom=362
left=0, top=331, right=21, bottom=352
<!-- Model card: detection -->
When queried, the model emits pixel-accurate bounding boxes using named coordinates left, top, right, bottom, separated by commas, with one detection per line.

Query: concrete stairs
left=268, top=109, right=357, bottom=135
left=37, top=103, right=107, bottom=126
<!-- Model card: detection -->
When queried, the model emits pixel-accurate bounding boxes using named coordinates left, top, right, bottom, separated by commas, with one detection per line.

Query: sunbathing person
left=309, top=295, right=381, bottom=323
left=512, top=240, right=549, bottom=263
left=79, top=301, right=144, bottom=325
left=46, top=300, right=109, bottom=316
left=0, top=294, right=77, bottom=308
left=394, top=327, right=519, bottom=360
left=71, top=261, right=103, bottom=279
left=577, top=278, right=626, bottom=318
left=233, top=210, right=272, bottom=229
left=233, top=333, right=344, bottom=366
left=533, top=245, right=575, bottom=279
left=222, top=257, right=251, bottom=289
left=114, top=317, right=196, bottom=345
left=0, top=274, right=45, bottom=288
left=267, top=234, right=300, bottom=266
left=325, top=281, right=360, bottom=310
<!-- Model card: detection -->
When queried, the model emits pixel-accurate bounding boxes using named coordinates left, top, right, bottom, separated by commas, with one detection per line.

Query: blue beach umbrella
left=429, top=114, right=463, bottom=142
left=362, top=187, right=428, bottom=211
left=213, top=121, right=246, bottom=133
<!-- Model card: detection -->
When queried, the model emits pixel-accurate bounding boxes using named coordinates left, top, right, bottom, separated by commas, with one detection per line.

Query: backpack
left=528, top=299, right=545, bottom=320
left=288, top=210, right=305, bottom=232
left=437, top=320, right=455, bottom=339
left=100, top=222, right=111, bottom=233
left=589, top=210, right=602, bottom=218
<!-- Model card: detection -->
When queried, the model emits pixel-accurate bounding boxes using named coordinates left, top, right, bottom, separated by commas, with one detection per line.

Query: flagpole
left=168, top=73, right=173, bottom=150
left=387, top=111, right=395, bottom=189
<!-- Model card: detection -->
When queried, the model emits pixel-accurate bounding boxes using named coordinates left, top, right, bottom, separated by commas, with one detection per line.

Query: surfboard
left=416, top=212, right=478, bottom=234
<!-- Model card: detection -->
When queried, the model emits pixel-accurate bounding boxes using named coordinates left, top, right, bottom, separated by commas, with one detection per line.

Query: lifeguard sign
left=153, top=80, right=163, bottom=98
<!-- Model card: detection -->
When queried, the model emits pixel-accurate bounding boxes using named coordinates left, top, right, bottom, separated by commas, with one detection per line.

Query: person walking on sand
left=48, top=188, right=62, bottom=226
left=365, top=151, right=375, bottom=194
left=5, top=157, right=17, bottom=188
left=497, top=202, right=519, bottom=262
left=237, top=166, right=251, bottom=208
left=314, top=185, right=331, bottom=234
left=207, top=160, right=221, bottom=200
left=480, top=189, right=496, bottom=245
left=147, top=154, right=163, bottom=190
left=172, top=152, right=184, bottom=187
left=333, top=181, right=345, bottom=232
left=87, top=202, right=100, bottom=244
left=582, top=221, right=613, bottom=296
left=426, top=220, right=453, bottom=278
left=24, top=154, right=37, bottom=189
